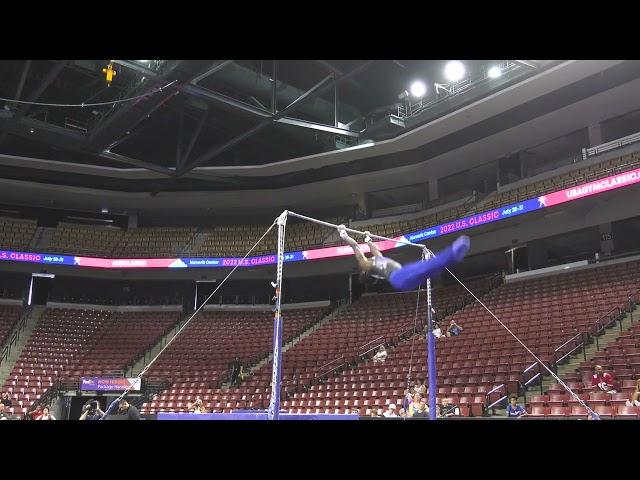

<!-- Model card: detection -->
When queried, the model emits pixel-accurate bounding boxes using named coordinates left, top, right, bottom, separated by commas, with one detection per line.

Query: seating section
left=0, top=305, right=21, bottom=349
left=115, top=227, right=197, bottom=258
left=483, top=151, right=640, bottom=211
left=2, top=308, right=179, bottom=416
left=140, top=279, right=492, bottom=415
left=48, top=222, right=123, bottom=257
left=2, top=150, right=639, bottom=259
left=0, top=216, right=37, bottom=250
left=141, top=307, right=329, bottom=414
left=193, top=217, right=346, bottom=257
left=528, top=321, right=640, bottom=417
left=139, top=260, right=640, bottom=417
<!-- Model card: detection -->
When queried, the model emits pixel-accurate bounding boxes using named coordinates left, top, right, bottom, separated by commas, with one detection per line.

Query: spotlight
left=29, top=128, right=35, bottom=134
left=488, top=66, right=501, bottom=79
left=409, top=81, right=427, bottom=98
left=444, top=61, right=466, bottom=82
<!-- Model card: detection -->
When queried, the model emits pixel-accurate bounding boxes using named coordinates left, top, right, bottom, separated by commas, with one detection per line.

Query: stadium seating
left=2, top=308, right=179, bottom=416
left=0, top=216, right=37, bottom=251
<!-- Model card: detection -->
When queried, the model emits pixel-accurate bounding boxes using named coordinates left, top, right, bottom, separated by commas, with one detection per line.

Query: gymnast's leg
left=388, top=236, right=470, bottom=291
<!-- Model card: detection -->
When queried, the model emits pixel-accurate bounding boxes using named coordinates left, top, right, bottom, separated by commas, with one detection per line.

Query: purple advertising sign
left=80, top=377, right=141, bottom=392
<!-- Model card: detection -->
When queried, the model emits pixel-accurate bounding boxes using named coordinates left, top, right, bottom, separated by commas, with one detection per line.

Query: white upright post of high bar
left=267, top=210, right=288, bottom=420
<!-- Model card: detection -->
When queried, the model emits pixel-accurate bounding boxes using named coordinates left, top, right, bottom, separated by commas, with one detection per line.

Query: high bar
left=286, top=210, right=426, bottom=249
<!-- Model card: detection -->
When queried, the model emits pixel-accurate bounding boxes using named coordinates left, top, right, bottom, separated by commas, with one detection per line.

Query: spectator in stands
left=30, top=404, right=44, bottom=420
left=117, top=398, right=141, bottom=420
left=369, top=406, right=382, bottom=417
left=37, top=406, right=56, bottom=420
left=591, top=365, right=618, bottom=393
left=402, top=389, right=413, bottom=411
left=413, top=379, right=427, bottom=396
left=0, top=392, right=11, bottom=408
left=411, top=398, right=429, bottom=418
left=229, top=356, right=241, bottom=386
left=439, top=397, right=461, bottom=418
left=506, top=394, right=527, bottom=418
left=79, top=400, right=104, bottom=420
left=188, top=396, right=206, bottom=414
left=626, top=379, right=640, bottom=407
left=398, top=407, right=407, bottom=418
left=383, top=403, right=398, bottom=418
left=447, top=320, right=464, bottom=337
left=372, top=345, right=388, bottom=364
left=408, top=394, right=429, bottom=417
left=432, top=322, right=444, bottom=339
left=0, top=403, right=10, bottom=420
left=238, top=365, right=249, bottom=382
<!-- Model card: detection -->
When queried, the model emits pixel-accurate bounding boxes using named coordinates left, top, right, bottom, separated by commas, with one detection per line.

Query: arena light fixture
left=409, top=80, right=427, bottom=98
left=444, top=61, right=466, bottom=82
left=488, top=66, right=502, bottom=79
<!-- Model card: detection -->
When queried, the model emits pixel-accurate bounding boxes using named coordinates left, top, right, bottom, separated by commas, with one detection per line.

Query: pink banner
left=539, top=168, right=640, bottom=208
left=302, top=238, right=406, bottom=260
left=73, top=256, right=182, bottom=269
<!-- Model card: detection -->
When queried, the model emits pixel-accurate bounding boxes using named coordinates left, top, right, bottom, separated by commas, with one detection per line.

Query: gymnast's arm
left=339, top=227, right=370, bottom=271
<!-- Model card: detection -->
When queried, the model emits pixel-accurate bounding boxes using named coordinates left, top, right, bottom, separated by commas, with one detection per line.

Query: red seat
left=529, top=406, right=549, bottom=417
left=547, top=394, right=568, bottom=407
left=548, top=406, right=568, bottom=417
left=569, top=406, right=588, bottom=417
left=529, top=395, right=548, bottom=406
left=615, top=406, right=639, bottom=417
left=594, top=405, right=614, bottom=417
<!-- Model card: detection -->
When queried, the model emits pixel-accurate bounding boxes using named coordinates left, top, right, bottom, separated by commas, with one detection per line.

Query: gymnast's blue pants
left=388, top=236, right=470, bottom=291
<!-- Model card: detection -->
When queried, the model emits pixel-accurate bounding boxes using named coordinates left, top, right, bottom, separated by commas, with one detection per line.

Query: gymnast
left=337, top=225, right=470, bottom=291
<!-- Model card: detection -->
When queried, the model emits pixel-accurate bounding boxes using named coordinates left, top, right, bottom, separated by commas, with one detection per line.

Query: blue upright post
left=268, top=211, right=287, bottom=420
left=424, top=249, right=437, bottom=420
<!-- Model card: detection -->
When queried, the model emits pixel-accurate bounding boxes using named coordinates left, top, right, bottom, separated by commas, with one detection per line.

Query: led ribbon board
left=1, top=167, right=639, bottom=269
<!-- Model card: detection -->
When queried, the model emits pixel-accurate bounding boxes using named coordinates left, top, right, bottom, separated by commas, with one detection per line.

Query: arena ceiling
left=0, top=59, right=564, bottom=193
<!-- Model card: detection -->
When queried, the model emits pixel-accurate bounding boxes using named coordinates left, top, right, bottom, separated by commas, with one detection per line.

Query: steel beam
left=276, top=117, right=359, bottom=137
left=177, top=61, right=373, bottom=176
left=14, top=60, right=32, bottom=102
left=181, top=84, right=272, bottom=117
left=0, top=60, right=67, bottom=145
left=181, top=106, right=209, bottom=165
left=100, top=151, right=174, bottom=176
left=182, top=83, right=358, bottom=136
left=315, top=60, right=368, bottom=92
left=111, top=60, right=158, bottom=77
left=189, top=60, right=235, bottom=85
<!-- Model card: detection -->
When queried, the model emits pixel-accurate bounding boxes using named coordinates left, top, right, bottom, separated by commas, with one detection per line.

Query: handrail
left=357, top=335, right=384, bottom=354
left=554, top=332, right=583, bottom=353
left=315, top=355, right=345, bottom=377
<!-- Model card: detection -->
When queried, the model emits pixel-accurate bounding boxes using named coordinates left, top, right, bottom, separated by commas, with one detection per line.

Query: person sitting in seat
left=1, top=392, right=12, bottom=408
left=447, top=319, right=464, bottom=337
left=413, top=379, right=427, bottom=396
left=383, top=403, right=398, bottom=418
left=0, top=403, right=10, bottom=420
left=432, top=322, right=444, bottom=339
left=372, top=345, right=388, bottom=364
left=506, top=394, right=528, bottom=418
left=626, top=379, right=640, bottom=407
left=591, top=365, right=618, bottom=394
left=188, top=396, right=206, bottom=413
left=439, top=397, right=461, bottom=418
left=411, top=398, right=430, bottom=418
left=37, top=406, right=56, bottom=420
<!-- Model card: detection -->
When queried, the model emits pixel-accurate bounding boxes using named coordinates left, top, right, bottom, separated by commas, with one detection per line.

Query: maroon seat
left=529, top=406, right=550, bottom=417
left=548, top=406, right=568, bottom=417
